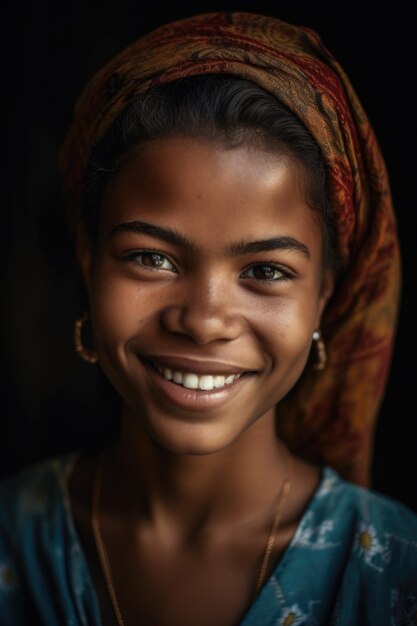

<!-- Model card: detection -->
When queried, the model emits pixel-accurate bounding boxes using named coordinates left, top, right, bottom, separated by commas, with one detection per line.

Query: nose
left=160, top=274, right=243, bottom=345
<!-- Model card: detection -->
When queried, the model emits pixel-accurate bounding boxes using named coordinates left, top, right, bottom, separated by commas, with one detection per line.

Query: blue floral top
left=0, top=452, right=416, bottom=625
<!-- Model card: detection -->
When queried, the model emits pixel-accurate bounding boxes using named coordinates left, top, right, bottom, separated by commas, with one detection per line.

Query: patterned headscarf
left=59, top=12, right=401, bottom=486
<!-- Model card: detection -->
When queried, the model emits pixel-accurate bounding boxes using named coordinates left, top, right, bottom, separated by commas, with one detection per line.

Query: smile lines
left=151, top=361, right=243, bottom=390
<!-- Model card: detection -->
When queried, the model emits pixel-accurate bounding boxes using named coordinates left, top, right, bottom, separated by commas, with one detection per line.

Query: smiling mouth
left=146, top=359, right=252, bottom=391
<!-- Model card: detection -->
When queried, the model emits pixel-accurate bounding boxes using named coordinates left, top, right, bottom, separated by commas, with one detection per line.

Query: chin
left=142, top=414, right=242, bottom=457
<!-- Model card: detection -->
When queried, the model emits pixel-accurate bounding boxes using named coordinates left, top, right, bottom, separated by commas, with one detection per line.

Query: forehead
left=100, top=136, right=322, bottom=257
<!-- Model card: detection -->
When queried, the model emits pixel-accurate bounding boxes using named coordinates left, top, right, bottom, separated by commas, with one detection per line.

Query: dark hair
left=82, top=74, right=342, bottom=277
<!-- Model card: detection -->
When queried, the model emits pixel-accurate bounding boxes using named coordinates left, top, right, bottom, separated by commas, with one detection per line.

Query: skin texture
left=72, top=136, right=335, bottom=625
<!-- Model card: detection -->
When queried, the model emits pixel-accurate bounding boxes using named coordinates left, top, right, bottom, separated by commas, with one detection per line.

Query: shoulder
left=0, top=453, right=81, bottom=623
left=315, top=468, right=417, bottom=606
left=331, top=469, right=417, bottom=620
left=315, top=467, right=417, bottom=543
left=0, top=452, right=79, bottom=534
left=269, top=468, right=417, bottom=624
left=289, top=466, right=417, bottom=583
left=0, top=452, right=103, bottom=625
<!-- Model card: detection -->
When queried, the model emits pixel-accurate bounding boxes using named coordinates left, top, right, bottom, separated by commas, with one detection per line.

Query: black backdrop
left=1, top=1, right=416, bottom=512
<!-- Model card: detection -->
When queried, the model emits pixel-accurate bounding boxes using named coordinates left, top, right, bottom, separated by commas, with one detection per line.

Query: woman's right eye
left=122, top=251, right=177, bottom=273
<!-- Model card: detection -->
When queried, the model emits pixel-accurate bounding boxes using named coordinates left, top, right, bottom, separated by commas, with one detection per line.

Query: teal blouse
left=0, top=452, right=416, bottom=625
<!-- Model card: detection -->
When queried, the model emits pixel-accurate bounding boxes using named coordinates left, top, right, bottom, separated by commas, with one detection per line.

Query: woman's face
left=77, top=136, right=334, bottom=455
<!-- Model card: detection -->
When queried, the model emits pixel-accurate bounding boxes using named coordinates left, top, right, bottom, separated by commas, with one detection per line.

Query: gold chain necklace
left=91, top=449, right=292, bottom=626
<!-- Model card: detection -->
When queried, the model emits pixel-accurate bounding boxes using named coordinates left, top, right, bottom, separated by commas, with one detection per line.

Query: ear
left=316, top=267, right=335, bottom=327
left=75, top=220, right=95, bottom=295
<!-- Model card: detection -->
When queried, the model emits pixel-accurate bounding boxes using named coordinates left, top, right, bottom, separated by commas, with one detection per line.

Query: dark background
left=1, top=1, right=416, bottom=512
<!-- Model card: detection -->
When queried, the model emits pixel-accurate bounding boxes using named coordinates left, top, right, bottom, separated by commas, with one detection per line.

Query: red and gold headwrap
left=59, top=12, right=401, bottom=486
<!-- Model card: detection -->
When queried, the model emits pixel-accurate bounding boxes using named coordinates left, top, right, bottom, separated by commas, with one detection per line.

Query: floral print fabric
left=0, top=453, right=416, bottom=625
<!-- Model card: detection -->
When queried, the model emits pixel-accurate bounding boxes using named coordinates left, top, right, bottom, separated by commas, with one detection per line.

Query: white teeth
left=152, top=362, right=242, bottom=390
left=182, top=373, right=198, bottom=389
left=173, top=371, right=183, bottom=384
left=199, top=375, right=215, bottom=390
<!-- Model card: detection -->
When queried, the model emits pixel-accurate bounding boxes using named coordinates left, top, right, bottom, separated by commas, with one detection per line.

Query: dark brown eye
left=122, top=251, right=176, bottom=272
left=245, top=265, right=285, bottom=281
left=253, top=265, right=277, bottom=280
left=142, top=253, right=166, bottom=267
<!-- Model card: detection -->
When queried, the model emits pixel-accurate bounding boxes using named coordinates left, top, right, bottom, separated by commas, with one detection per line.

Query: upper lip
left=140, top=355, right=257, bottom=376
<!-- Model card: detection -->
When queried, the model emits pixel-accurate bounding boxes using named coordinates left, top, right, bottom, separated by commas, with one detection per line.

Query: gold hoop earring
left=74, top=312, right=98, bottom=364
left=312, top=329, right=326, bottom=371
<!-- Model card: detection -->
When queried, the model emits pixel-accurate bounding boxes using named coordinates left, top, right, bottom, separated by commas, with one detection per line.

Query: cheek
left=88, top=265, right=151, bottom=364
left=254, top=290, right=319, bottom=402
left=256, top=292, right=317, bottom=358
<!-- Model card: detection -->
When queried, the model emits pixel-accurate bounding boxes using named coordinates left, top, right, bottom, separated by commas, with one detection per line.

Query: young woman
left=1, top=11, right=416, bottom=626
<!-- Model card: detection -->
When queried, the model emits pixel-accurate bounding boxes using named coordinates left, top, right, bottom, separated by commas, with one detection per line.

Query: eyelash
left=120, top=250, right=295, bottom=286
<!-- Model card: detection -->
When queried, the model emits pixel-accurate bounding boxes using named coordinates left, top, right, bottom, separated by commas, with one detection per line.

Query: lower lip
left=141, top=359, right=255, bottom=411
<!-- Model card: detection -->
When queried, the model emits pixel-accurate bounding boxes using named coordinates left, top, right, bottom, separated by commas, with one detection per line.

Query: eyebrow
left=109, top=220, right=310, bottom=259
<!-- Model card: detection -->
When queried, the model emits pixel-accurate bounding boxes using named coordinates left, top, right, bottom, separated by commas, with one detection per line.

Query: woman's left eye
left=122, top=251, right=177, bottom=272
left=242, top=264, right=293, bottom=283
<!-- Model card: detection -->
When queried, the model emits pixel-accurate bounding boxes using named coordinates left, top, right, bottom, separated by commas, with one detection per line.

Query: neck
left=100, top=404, right=292, bottom=543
